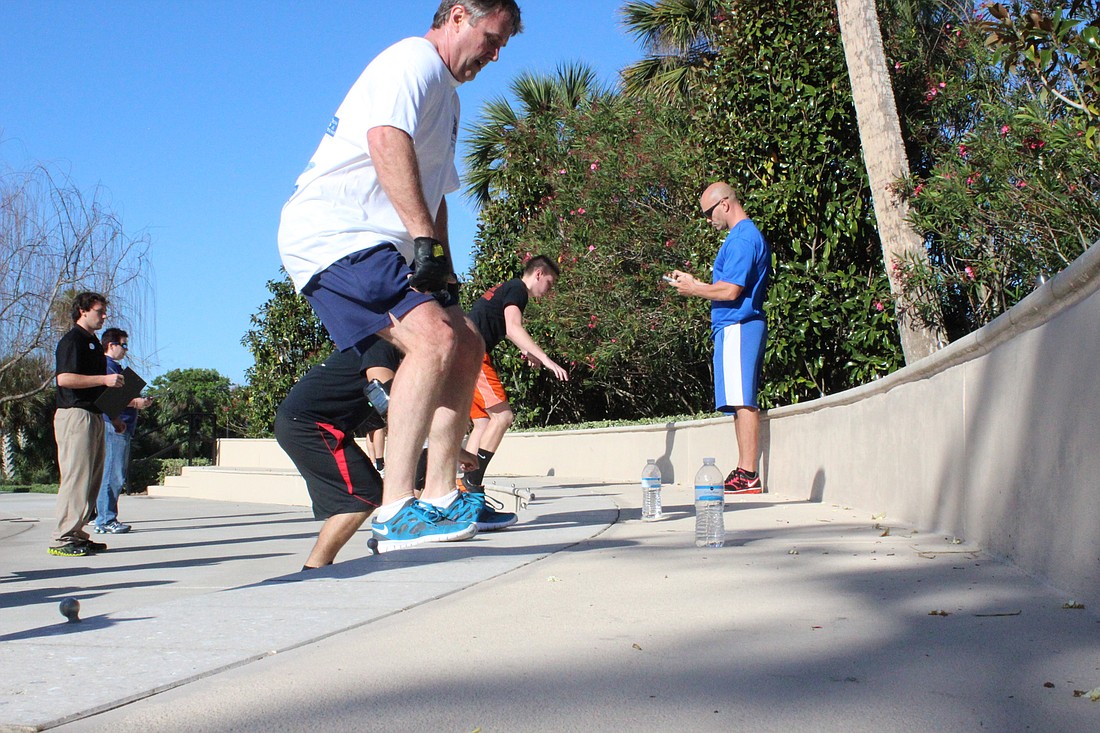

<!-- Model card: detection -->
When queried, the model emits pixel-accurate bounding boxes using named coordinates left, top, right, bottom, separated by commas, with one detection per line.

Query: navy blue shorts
left=302, top=244, right=435, bottom=353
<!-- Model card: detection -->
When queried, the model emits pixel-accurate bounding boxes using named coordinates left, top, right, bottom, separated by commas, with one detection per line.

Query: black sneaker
left=77, top=538, right=108, bottom=553
left=48, top=543, right=90, bottom=557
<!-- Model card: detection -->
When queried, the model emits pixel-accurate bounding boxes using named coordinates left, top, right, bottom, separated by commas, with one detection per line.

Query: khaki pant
left=53, top=407, right=105, bottom=545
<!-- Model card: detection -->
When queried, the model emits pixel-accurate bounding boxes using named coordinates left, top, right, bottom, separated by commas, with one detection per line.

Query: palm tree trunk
left=836, top=0, right=945, bottom=363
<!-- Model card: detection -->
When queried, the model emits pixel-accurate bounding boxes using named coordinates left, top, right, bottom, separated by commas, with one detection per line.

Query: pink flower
left=895, top=61, right=902, bottom=70
left=966, top=175, right=977, bottom=185
left=913, top=183, right=924, bottom=196
left=1001, top=125, right=1010, bottom=135
left=938, top=82, right=946, bottom=89
left=958, top=144, right=968, bottom=157
left=558, top=169, right=567, bottom=174
left=964, top=266, right=975, bottom=280
left=1015, top=180, right=1027, bottom=189
left=590, top=161, right=600, bottom=172
left=577, top=208, right=586, bottom=215
left=587, top=245, right=595, bottom=252
left=874, top=301, right=885, bottom=312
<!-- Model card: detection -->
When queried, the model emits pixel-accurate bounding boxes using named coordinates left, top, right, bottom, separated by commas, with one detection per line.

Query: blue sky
left=0, top=1, right=640, bottom=385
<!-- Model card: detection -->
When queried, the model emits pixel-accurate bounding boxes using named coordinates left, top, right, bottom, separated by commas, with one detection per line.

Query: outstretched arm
left=503, top=305, right=568, bottom=381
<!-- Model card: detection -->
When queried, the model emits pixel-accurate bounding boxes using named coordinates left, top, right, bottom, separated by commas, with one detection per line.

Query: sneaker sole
left=370, top=521, right=478, bottom=551
left=476, top=514, right=518, bottom=532
left=48, top=547, right=89, bottom=557
left=724, top=487, right=764, bottom=495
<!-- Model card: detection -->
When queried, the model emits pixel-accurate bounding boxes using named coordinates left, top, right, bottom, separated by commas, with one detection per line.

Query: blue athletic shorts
left=713, top=318, right=766, bottom=411
left=302, top=244, right=435, bottom=353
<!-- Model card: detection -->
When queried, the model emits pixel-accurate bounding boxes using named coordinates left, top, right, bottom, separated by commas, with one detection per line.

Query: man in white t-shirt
left=278, top=0, right=523, bottom=551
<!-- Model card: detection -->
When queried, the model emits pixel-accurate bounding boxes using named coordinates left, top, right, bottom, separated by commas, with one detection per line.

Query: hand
left=521, top=351, right=543, bottom=368
left=668, top=269, right=698, bottom=296
left=544, top=359, right=569, bottom=382
left=408, top=236, right=450, bottom=293
left=104, top=373, right=125, bottom=388
left=457, top=448, right=480, bottom=473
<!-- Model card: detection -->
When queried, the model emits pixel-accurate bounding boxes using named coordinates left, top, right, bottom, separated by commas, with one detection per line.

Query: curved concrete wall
left=490, top=242, right=1100, bottom=606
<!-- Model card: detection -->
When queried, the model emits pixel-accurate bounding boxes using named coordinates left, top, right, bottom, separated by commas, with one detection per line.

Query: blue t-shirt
left=711, top=219, right=770, bottom=331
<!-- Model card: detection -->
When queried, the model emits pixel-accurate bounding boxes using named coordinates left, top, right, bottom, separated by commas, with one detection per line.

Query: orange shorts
left=470, top=353, right=508, bottom=420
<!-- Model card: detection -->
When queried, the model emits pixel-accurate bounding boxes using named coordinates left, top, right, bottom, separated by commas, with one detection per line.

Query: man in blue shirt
left=94, top=328, right=152, bottom=534
left=668, top=182, right=771, bottom=494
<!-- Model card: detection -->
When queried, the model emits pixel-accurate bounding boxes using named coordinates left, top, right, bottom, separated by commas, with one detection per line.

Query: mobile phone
left=661, top=275, right=676, bottom=283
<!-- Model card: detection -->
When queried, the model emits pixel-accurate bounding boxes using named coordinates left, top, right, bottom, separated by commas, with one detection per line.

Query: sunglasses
left=703, top=197, right=728, bottom=220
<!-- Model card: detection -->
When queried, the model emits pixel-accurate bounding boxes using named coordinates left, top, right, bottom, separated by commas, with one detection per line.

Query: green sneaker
left=48, top=542, right=90, bottom=557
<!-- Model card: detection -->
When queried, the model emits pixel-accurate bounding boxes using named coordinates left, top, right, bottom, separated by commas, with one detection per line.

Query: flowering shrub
left=888, top=1, right=1100, bottom=337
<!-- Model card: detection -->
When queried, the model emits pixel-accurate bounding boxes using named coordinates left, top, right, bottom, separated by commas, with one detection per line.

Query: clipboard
left=94, top=366, right=147, bottom=420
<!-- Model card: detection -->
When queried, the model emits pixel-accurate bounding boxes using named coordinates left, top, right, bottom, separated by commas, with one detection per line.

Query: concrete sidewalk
left=3, top=479, right=1099, bottom=732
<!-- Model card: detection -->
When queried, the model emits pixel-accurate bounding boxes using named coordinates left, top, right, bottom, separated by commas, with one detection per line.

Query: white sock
left=424, top=490, right=459, bottom=509
left=374, top=497, right=413, bottom=523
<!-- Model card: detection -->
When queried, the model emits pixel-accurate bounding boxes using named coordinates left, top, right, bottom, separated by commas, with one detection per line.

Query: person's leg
left=734, top=407, right=760, bottom=473
left=275, top=414, right=381, bottom=565
left=463, top=403, right=512, bottom=488
left=304, top=511, right=371, bottom=568
left=368, top=429, right=386, bottom=470
left=95, top=431, right=115, bottom=528
left=52, top=409, right=104, bottom=548
left=96, top=430, right=127, bottom=528
left=381, top=304, right=483, bottom=503
left=465, top=417, right=489, bottom=457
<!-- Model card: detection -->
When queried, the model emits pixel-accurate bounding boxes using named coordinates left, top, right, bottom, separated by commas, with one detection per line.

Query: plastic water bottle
left=641, top=459, right=663, bottom=521
left=694, top=457, right=725, bottom=547
left=364, top=378, right=389, bottom=416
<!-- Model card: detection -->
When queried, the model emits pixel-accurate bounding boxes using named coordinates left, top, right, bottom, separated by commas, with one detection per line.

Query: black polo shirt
left=55, top=326, right=106, bottom=412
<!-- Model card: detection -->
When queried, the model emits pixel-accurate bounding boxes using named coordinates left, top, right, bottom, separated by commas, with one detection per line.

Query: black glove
left=409, top=236, right=450, bottom=293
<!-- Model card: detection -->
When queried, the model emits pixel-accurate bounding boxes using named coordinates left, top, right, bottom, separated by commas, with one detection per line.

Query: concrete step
left=149, top=465, right=309, bottom=505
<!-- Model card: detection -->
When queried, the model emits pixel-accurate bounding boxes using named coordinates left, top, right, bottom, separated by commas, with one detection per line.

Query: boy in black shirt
left=463, top=255, right=568, bottom=491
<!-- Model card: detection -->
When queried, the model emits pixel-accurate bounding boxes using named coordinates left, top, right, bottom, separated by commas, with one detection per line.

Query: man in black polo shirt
left=50, top=292, right=126, bottom=557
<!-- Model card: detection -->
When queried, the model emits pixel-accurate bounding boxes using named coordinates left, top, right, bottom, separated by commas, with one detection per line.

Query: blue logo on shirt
left=326, top=116, right=339, bottom=136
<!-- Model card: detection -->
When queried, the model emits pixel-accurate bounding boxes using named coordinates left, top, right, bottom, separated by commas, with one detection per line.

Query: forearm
left=693, top=281, right=743, bottom=301
left=56, top=373, right=107, bottom=389
left=506, top=325, right=553, bottom=365
left=367, top=126, right=436, bottom=240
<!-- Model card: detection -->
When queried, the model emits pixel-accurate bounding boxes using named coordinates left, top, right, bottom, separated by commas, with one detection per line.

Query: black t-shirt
left=276, top=344, right=397, bottom=432
left=55, top=326, right=106, bottom=412
left=468, top=278, right=529, bottom=352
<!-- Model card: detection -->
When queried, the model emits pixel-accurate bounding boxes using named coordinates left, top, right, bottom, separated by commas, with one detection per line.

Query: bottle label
left=641, top=477, right=660, bottom=490
left=695, top=484, right=723, bottom=502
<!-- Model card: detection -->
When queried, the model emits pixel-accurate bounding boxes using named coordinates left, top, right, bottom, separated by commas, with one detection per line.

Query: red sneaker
left=724, top=468, right=763, bottom=495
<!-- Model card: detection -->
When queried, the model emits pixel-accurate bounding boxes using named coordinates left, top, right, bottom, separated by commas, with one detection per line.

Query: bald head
left=700, top=181, right=745, bottom=230
left=701, top=181, right=737, bottom=210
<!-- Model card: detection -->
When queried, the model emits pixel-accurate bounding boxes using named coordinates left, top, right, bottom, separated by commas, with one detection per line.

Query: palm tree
left=464, top=63, right=612, bottom=208
left=619, top=0, right=726, bottom=102
left=835, top=0, right=945, bottom=363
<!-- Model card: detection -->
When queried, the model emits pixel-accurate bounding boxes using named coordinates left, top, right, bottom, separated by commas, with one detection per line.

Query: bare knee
left=490, top=407, right=514, bottom=431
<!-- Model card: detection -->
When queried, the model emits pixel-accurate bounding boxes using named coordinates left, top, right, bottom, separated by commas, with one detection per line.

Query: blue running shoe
left=444, top=490, right=518, bottom=532
left=371, top=499, right=477, bottom=550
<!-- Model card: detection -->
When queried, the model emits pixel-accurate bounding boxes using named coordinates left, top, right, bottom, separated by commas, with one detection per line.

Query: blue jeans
left=95, top=429, right=130, bottom=526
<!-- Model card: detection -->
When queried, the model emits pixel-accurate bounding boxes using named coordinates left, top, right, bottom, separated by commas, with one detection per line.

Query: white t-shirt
left=277, top=37, right=462, bottom=292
